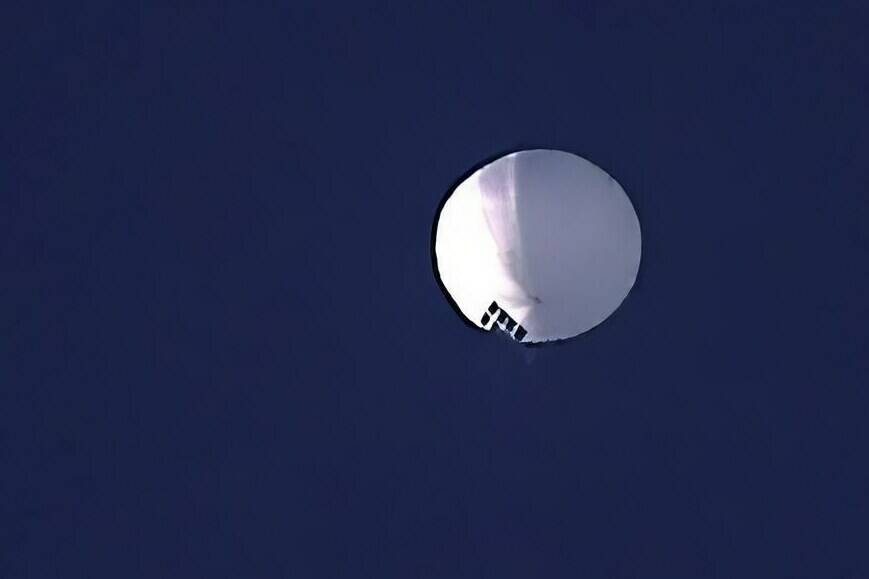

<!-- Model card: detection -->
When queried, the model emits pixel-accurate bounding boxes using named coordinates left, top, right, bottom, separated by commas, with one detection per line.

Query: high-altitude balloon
left=432, top=149, right=641, bottom=344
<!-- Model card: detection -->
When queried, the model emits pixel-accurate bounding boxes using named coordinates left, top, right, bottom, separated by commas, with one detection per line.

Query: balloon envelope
left=433, top=149, right=641, bottom=344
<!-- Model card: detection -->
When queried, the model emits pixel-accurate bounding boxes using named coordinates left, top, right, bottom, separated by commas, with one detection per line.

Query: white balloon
left=433, top=149, right=641, bottom=344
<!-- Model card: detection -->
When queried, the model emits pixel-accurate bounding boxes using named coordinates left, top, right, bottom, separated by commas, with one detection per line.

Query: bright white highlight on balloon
left=433, top=149, right=642, bottom=344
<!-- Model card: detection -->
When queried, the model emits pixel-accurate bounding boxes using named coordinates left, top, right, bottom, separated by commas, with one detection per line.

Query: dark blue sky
left=4, top=2, right=868, bottom=577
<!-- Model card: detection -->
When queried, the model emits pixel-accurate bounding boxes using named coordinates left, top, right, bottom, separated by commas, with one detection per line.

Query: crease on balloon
left=477, top=154, right=541, bottom=310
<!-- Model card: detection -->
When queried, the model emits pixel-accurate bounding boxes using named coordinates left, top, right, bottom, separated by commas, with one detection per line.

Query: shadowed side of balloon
left=512, top=150, right=643, bottom=348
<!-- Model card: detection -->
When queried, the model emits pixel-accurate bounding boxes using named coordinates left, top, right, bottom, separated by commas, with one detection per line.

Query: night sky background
left=3, top=2, right=868, bottom=577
